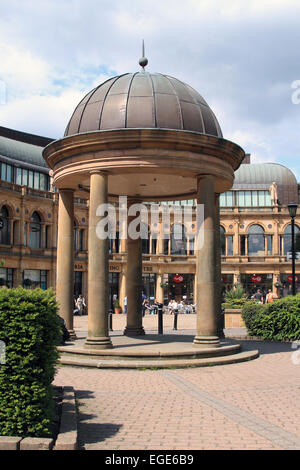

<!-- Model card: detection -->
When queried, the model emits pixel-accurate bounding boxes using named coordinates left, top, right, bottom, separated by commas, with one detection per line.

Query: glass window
left=227, top=236, right=233, bottom=255
left=0, top=267, right=13, bottom=288
left=265, top=191, right=271, bottom=206
left=252, top=191, right=258, bottom=207
left=248, top=224, right=265, bottom=255
left=28, top=211, right=41, bottom=249
left=237, top=191, right=245, bottom=207
left=220, top=191, right=234, bottom=207
left=284, top=224, right=300, bottom=255
left=267, top=235, right=272, bottom=254
left=240, top=235, right=246, bottom=255
left=151, top=237, right=157, bottom=255
left=34, top=172, right=40, bottom=189
left=141, top=223, right=150, bottom=254
left=1, top=163, right=6, bottom=180
left=171, top=224, right=187, bottom=255
left=22, top=168, right=28, bottom=186
left=74, top=271, right=83, bottom=298
left=16, top=168, right=22, bottom=185
left=23, top=269, right=47, bottom=289
left=28, top=171, right=34, bottom=188
left=109, top=272, right=119, bottom=310
left=0, top=205, right=10, bottom=245
left=245, top=190, right=251, bottom=206
left=189, top=235, right=194, bottom=255
left=220, top=226, right=225, bottom=256
left=142, top=273, right=156, bottom=300
left=258, top=192, right=265, bottom=206
left=6, top=164, right=12, bottom=182
left=219, top=194, right=226, bottom=207
left=39, top=173, right=47, bottom=191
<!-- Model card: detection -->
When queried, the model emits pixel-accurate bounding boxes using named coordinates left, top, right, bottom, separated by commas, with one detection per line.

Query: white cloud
left=0, top=0, right=299, bottom=177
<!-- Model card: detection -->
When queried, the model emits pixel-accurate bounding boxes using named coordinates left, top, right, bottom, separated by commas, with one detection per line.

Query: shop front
left=241, top=273, right=273, bottom=297
left=280, top=273, right=300, bottom=296
left=23, top=269, right=48, bottom=290
left=167, top=274, right=194, bottom=302
left=221, top=274, right=234, bottom=296
left=0, top=267, right=13, bottom=288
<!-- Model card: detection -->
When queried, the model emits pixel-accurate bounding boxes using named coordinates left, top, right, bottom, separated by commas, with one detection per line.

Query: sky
left=0, top=0, right=300, bottom=177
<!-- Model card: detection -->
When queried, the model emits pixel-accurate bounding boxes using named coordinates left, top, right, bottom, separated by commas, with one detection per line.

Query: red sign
left=288, top=275, right=298, bottom=283
left=173, top=274, right=184, bottom=283
left=251, top=275, right=262, bottom=283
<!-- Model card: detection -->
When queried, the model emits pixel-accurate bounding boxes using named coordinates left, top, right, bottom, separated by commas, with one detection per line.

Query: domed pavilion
left=43, top=56, right=246, bottom=358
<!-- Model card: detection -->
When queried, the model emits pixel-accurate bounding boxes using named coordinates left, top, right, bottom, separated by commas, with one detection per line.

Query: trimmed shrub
left=241, top=301, right=266, bottom=334
left=242, top=295, right=300, bottom=341
left=0, top=287, right=61, bottom=437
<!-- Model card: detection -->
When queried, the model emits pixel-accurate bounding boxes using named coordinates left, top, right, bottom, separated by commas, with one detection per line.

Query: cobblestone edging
left=0, top=386, right=77, bottom=451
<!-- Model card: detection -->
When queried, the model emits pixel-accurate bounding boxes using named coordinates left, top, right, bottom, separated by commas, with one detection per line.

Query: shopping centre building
left=0, top=120, right=299, bottom=311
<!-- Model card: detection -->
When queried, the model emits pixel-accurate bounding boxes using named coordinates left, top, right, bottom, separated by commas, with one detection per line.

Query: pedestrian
left=76, top=294, right=85, bottom=316
left=168, top=299, right=174, bottom=314
left=266, top=289, right=277, bottom=303
left=253, top=289, right=263, bottom=304
left=142, top=297, right=148, bottom=317
left=172, top=300, right=178, bottom=315
left=73, top=296, right=79, bottom=315
left=124, top=296, right=127, bottom=314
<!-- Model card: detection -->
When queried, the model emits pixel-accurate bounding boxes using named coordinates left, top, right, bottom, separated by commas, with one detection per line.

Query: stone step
left=58, top=349, right=259, bottom=369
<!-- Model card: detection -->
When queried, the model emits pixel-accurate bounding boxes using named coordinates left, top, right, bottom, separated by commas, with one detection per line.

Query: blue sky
left=0, top=0, right=300, bottom=178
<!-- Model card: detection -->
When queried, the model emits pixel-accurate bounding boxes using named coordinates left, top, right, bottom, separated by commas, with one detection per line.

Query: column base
left=123, top=326, right=145, bottom=337
left=193, top=335, right=220, bottom=348
left=84, top=336, right=113, bottom=350
left=68, top=330, right=77, bottom=341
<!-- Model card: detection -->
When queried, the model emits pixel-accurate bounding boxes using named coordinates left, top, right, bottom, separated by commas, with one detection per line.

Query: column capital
left=89, top=170, right=109, bottom=176
left=59, top=188, right=75, bottom=193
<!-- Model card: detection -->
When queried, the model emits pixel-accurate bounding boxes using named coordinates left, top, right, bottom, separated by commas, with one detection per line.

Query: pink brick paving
left=53, top=314, right=300, bottom=450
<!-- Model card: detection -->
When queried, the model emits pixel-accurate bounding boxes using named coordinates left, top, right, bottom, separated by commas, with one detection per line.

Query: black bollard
left=109, top=310, right=113, bottom=331
left=158, top=303, right=163, bottom=334
left=173, top=310, right=178, bottom=330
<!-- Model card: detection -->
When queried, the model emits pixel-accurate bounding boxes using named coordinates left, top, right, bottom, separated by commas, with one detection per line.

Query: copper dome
left=64, top=72, right=222, bottom=137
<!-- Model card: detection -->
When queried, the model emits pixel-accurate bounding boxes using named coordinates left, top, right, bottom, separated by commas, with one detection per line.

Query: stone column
left=85, top=171, right=112, bottom=349
left=215, top=194, right=224, bottom=338
left=156, top=273, right=164, bottom=303
left=124, top=198, right=145, bottom=336
left=119, top=271, right=126, bottom=312
left=56, top=189, right=76, bottom=339
left=194, top=176, right=220, bottom=347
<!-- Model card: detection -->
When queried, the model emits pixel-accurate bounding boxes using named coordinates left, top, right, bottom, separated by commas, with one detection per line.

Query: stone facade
left=1, top=179, right=299, bottom=311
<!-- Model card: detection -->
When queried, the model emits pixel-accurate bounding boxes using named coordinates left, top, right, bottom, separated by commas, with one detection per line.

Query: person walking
left=76, top=294, right=85, bottom=316
left=266, top=289, right=277, bottom=303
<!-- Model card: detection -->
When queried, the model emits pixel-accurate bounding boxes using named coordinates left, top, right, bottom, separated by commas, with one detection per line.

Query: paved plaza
left=54, top=314, right=300, bottom=450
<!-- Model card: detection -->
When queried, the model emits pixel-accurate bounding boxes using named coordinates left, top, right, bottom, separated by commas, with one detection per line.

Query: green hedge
left=0, top=287, right=61, bottom=437
left=242, top=295, right=300, bottom=341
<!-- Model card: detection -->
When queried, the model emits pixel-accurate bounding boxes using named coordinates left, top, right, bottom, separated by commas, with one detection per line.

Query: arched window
left=171, top=224, right=187, bottom=255
left=220, top=226, right=226, bottom=256
left=284, top=224, right=300, bottom=255
left=29, top=212, right=41, bottom=249
left=248, top=224, right=265, bottom=255
left=0, top=206, right=10, bottom=245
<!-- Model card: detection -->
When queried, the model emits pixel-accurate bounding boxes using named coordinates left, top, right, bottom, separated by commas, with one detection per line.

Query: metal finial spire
left=139, top=39, right=148, bottom=71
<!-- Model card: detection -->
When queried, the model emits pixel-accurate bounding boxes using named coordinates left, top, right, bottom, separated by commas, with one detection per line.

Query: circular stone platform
left=58, top=333, right=259, bottom=369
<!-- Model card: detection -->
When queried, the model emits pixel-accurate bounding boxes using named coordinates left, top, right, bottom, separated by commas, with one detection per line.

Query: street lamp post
left=288, top=203, right=298, bottom=296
